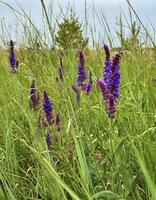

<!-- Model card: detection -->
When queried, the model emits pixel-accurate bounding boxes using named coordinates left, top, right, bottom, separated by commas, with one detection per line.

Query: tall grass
left=0, top=0, right=156, bottom=199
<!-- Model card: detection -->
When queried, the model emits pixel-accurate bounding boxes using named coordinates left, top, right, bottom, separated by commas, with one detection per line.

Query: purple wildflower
left=46, top=132, right=51, bottom=148
left=56, top=113, right=61, bottom=132
left=77, top=51, right=87, bottom=86
left=79, top=50, right=85, bottom=66
left=71, top=85, right=80, bottom=104
left=97, top=79, right=116, bottom=118
left=103, top=44, right=112, bottom=89
left=104, top=44, right=110, bottom=60
left=30, top=79, right=39, bottom=109
left=85, top=72, right=93, bottom=94
left=97, top=79, right=108, bottom=100
left=106, top=94, right=116, bottom=119
left=9, top=40, right=19, bottom=72
left=97, top=45, right=122, bottom=118
left=110, top=53, right=121, bottom=100
left=43, top=91, right=54, bottom=125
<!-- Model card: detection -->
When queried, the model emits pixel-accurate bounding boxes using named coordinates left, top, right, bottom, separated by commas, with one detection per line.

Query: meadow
left=0, top=1, right=156, bottom=200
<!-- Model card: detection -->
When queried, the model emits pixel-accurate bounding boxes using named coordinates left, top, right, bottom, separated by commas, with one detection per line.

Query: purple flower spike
left=9, top=40, right=19, bottom=72
left=79, top=50, right=85, bottom=66
left=10, top=51, right=16, bottom=68
left=43, top=91, right=53, bottom=125
left=97, top=79, right=108, bottom=100
left=110, top=53, right=121, bottom=100
left=30, top=79, right=39, bottom=109
left=103, top=44, right=112, bottom=89
left=56, top=113, right=61, bottom=132
left=46, top=132, right=51, bottom=148
left=97, top=80, right=116, bottom=118
left=77, top=51, right=87, bottom=86
left=106, top=94, right=116, bottom=119
left=97, top=44, right=122, bottom=118
left=104, top=44, right=110, bottom=60
left=85, top=72, right=93, bottom=94
left=72, top=85, right=80, bottom=104
left=85, top=83, right=92, bottom=95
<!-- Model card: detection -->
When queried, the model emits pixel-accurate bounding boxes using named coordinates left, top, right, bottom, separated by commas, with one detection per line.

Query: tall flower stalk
left=72, top=51, right=93, bottom=103
left=110, top=53, right=121, bottom=100
left=97, top=44, right=122, bottom=118
left=103, top=44, right=112, bottom=90
left=71, top=85, right=80, bottom=104
left=9, top=40, right=19, bottom=72
left=46, top=132, right=51, bottom=148
left=43, top=91, right=54, bottom=125
left=85, top=72, right=93, bottom=95
left=77, top=51, right=87, bottom=87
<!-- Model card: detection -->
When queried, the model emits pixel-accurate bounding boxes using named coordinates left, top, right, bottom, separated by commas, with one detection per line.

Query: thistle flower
left=46, top=132, right=51, bottom=148
left=9, top=40, right=19, bottom=72
left=59, top=57, right=64, bottom=80
left=85, top=72, right=93, bottom=94
left=43, top=91, right=53, bottom=125
left=56, top=113, right=61, bottom=132
left=71, top=85, right=80, bottom=103
left=30, top=79, right=39, bottom=109
left=77, top=51, right=87, bottom=86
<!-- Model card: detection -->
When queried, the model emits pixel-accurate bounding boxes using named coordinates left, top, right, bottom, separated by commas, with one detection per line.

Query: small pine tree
left=55, top=13, right=88, bottom=50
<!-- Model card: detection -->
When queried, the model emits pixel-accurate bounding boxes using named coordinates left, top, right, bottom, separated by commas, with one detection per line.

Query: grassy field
left=1, top=1, right=156, bottom=200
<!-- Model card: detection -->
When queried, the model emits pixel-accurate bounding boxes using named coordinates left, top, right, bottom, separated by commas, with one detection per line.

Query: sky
left=0, top=0, right=156, bottom=46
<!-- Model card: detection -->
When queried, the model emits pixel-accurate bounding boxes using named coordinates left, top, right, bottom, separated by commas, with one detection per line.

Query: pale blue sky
left=1, top=0, right=156, bottom=22
left=0, top=0, right=156, bottom=46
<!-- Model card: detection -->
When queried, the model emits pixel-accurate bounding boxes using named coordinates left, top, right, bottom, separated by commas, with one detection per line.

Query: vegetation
left=0, top=0, right=156, bottom=200
left=55, top=12, right=88, bottom=50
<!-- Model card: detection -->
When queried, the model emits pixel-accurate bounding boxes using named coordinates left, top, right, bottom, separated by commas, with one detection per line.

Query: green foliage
left=55, top=13, right=88, bottom=50
left=125, top=21, right=141, bottom=49
left=117, top=16, right=141, bottom=49
left=1, top=43, right=156, bottom=200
